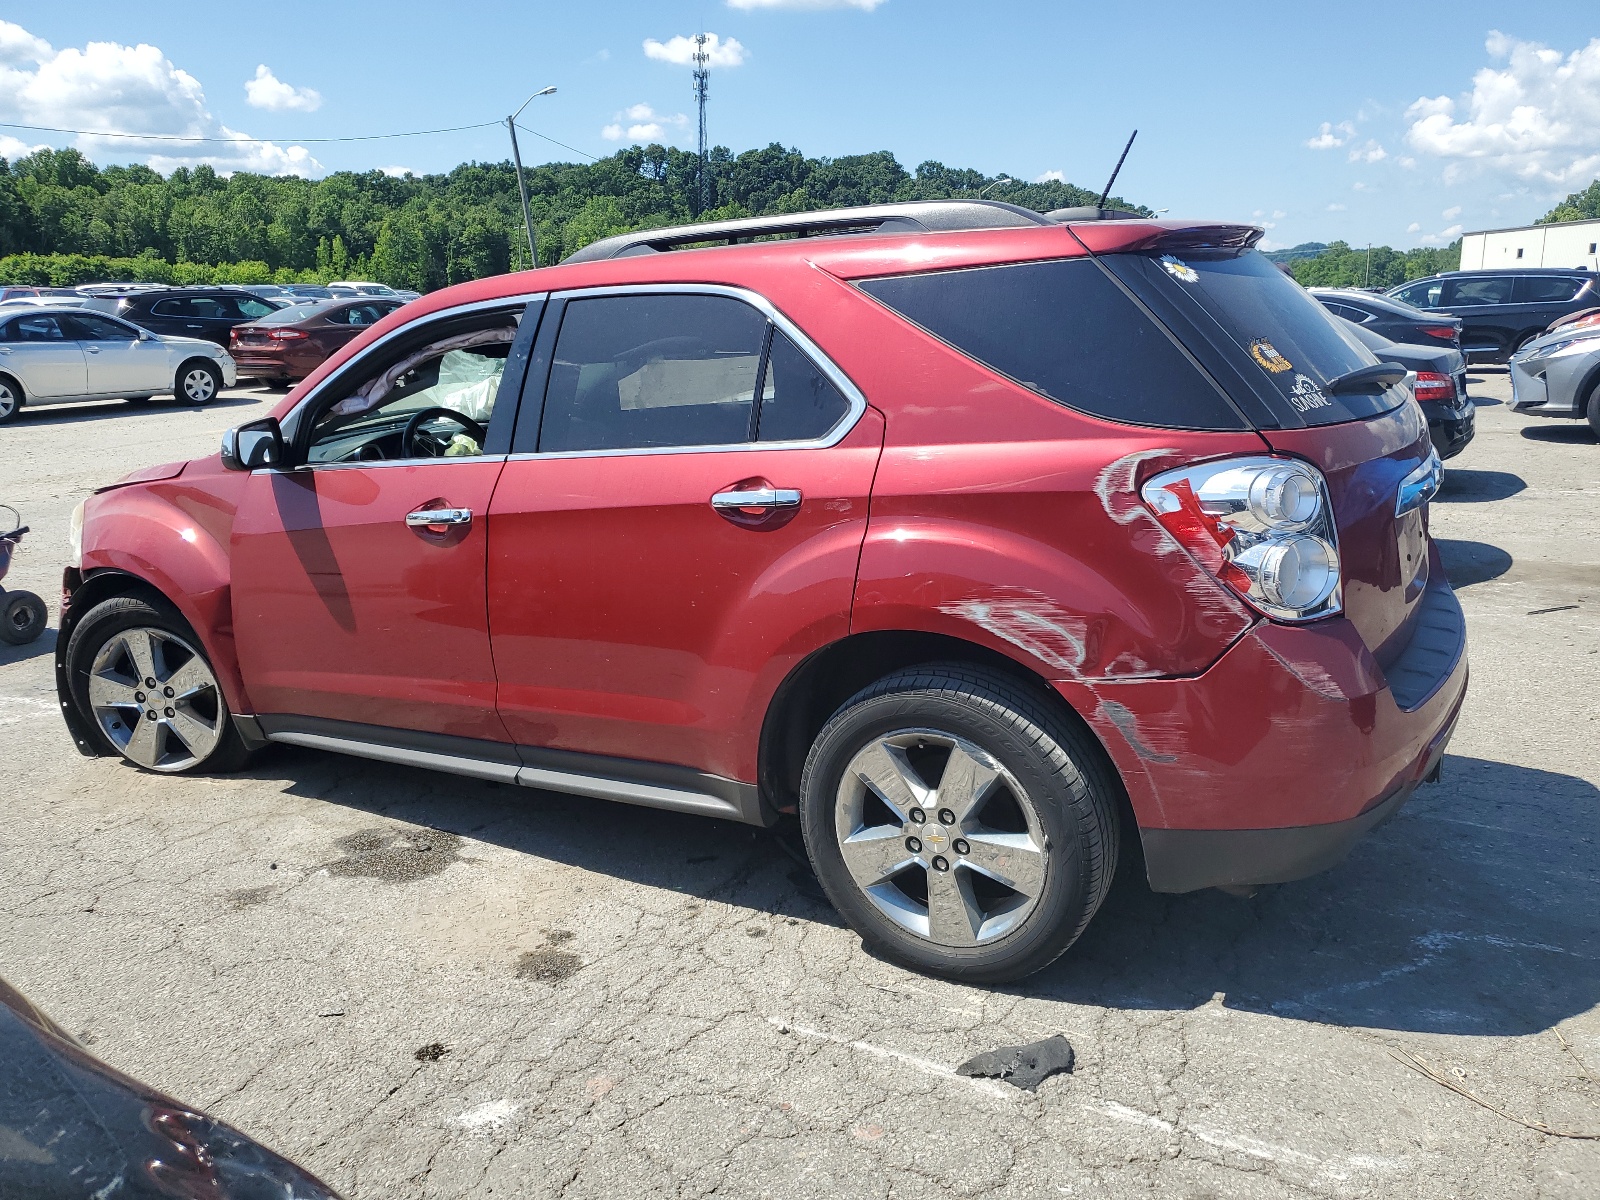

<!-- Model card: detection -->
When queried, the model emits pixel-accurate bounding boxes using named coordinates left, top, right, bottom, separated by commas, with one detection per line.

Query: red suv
left=57, top=201, right=1466, bottom=982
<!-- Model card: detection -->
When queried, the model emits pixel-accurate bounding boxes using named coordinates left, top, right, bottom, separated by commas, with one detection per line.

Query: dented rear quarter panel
left=79, top=456, right=252, bottom=713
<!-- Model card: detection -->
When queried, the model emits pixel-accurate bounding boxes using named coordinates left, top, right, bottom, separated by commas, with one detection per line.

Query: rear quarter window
left=856, top=258, right=1247, bottom=431
left=1102, top=249, right=1405, bottom=428
left=1513, top=275, right=1586, bottom=303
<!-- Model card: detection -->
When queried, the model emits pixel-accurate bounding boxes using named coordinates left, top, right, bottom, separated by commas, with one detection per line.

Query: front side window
left=1392, top=281, right=1443, bottom=308
left=68, top=313, right=138, bottom=341
left=305, top=320, right=518, bottom=464
left=150, top=298, right=187, bottom=317
left=540, top=294, right=768, bottom=452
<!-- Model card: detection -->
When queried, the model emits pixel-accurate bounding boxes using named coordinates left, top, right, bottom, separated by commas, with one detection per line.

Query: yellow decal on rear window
left=1250, top=339, right=1293, bottom=373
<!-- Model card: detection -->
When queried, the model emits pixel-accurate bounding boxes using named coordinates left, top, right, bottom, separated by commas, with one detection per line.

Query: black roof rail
left=561, top=199, right=1057, bottom=263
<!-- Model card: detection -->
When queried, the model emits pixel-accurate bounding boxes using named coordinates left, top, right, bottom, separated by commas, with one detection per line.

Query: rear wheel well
left=758, top=631, right=1129, bottom=828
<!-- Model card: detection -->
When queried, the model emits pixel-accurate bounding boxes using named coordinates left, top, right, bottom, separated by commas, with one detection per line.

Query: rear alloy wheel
left=801, top=664, right=1120, bottom=983
left=177, top=360, right=222, bottom=405
left=0, top=376, right=22, bottom=425
left=67, top=596, right=249, bottom=773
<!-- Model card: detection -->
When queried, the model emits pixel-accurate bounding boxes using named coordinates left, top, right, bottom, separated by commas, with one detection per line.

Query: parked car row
left=1387, top=267, right=1599, bottom=363
left=0, top=283, right=417, bottom=422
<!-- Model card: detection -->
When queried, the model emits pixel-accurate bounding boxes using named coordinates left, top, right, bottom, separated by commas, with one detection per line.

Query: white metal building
left=1458, top=218, right=1600, bottom=271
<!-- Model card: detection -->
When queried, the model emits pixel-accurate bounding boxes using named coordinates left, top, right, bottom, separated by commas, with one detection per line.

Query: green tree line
left=1539, top=179, right=1600, bottom=224
left=1284, top=240, right=1461, bottom=289
left=0, top=145, right=1144, bottom=292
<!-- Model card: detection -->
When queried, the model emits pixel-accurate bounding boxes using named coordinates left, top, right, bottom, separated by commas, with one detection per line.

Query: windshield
left=1103, top=248, right=1405, bottom=427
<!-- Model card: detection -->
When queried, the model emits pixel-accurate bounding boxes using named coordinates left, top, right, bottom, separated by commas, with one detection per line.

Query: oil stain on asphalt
left=516, top=946, right=583, bottom=983
left=326, top=827, right=465, bottom=883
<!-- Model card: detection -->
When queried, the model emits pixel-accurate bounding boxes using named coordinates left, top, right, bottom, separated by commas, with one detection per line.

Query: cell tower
left=692, top=33, right=710, bottom=214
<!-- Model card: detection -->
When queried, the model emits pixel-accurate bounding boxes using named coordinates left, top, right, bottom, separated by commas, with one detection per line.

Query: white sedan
left=0, top=306, right=238, bottom=425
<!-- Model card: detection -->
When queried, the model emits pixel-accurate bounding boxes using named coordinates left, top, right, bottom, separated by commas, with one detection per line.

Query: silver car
left=0, top=307, right=237, bottom=425
left=1509, top=325, right=1600, bottom=436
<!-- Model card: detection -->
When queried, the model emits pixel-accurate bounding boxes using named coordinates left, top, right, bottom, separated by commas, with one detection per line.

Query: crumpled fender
left=79, top=457, right=252, bottom=713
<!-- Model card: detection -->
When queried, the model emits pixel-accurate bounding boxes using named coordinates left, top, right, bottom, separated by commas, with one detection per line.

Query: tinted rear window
left=857, top=258, right=1246, bottom=430
left=1514, top=275, right=1585, bottom=303
left=1102, top=249, right=1404, bottom=427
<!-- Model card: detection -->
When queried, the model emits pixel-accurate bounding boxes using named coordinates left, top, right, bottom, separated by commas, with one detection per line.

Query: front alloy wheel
left=88, top=627, right=226, bottom=770
left=66, top=595, right=250, bottom=774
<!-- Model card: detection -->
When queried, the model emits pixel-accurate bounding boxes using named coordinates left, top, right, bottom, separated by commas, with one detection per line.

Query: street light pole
left=507, top=86, right=556, bottom=269
left=978, top=177, right=1016, bottom=198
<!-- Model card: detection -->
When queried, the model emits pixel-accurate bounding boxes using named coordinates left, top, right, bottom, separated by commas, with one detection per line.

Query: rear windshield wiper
left=1323, top=363, right=1409, bottom=394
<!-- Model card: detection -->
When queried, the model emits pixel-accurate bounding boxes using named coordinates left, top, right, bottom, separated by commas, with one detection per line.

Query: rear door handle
left=406, top=507, right=472, bottom=527
left=85, top=345, right=101, bottom=353
left=711, top=487, right=801, bottom=512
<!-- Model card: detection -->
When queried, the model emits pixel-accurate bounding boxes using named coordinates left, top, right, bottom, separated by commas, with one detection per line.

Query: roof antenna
left=1096, top=130, right=1137, bottom=214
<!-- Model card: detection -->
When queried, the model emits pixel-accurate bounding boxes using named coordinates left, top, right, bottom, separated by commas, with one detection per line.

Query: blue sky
left=5, top=1, right=1600, bottom=250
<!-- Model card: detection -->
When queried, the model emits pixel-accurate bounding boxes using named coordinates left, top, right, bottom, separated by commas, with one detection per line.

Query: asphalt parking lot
left=1, top=377, right=1596, bottom=1200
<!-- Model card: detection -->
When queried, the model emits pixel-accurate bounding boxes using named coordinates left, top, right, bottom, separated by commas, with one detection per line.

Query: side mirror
left=221, top=418, right=285, bottom=471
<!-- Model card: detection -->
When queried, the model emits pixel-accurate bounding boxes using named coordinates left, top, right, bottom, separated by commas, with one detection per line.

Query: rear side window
left=1103, top=249, right=1403, bottom=427
left=858, top=258, right=1245, bottom=430
left=758, top=331, right=849, bottom=441
left=541, top=295, right=767, bottom=452
left=1444, top=276, right=1513, bottom=306
left=1513, top=275, right=1584, bottom=303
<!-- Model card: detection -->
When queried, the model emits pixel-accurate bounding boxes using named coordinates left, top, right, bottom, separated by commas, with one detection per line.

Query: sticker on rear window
left=1288, top=373, right=1332, bottom=413
left=1159, top=254, right=1198, bottom=283
left=1249, top=338, right=1293, bottom=374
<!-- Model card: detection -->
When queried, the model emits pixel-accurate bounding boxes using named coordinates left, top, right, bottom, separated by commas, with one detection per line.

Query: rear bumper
left=1059, top=566, right=1468, bottom=893
left=231, top=348, right=318, bottom=380
left=1422, top=402, right=1475, bottom=459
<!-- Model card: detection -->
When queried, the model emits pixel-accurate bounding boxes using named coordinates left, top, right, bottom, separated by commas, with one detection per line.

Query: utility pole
left=1364, top=243, right=1373, bottom=288
left=507, top=86, right=557, bottom=269
left=693, top=34, right=710, bottom=214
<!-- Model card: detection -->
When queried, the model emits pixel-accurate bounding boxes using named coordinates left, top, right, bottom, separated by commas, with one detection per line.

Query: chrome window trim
left=282, top=291, right=548, bottom=432
left=510, top=281, right=868, bottom=460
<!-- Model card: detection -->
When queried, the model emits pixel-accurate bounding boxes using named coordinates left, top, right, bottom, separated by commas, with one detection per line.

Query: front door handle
left=85, top=345, right=101, bottom=353
left=711, top=487, right=802, bottom=512
left=406, top=507, right=472, bottom=528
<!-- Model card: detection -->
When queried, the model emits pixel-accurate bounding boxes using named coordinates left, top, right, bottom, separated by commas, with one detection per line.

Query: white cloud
left=1404, top=31, right=1600, bottom=185
left=0, top=133, right=46, bottom=160
left=601, top=103, right=688, bottom=142
left=1353, top=181, right=1370, bottom=191
left=1033, top=169, right=1067, bottom=183
left=379, top=165, right=416, bottom=177
left=1407, top=221, right=1421, bottom=232
left=1307, top=120, right=1355, bottom=150
left=1348, top=140, right=1387, bottom=163
left=1421, top=223, right=1464, bottom=246
left=0, top=20, right=320, bottom=176
left=1327, top=202, right=1348, bottom=211
left=727, top=0, right=886, bottom=8
left=644, top=33, right=746, bottom=68
left=1442, top=205, right=1462, bottom=219
left=244, top=64, right=321, bottom=112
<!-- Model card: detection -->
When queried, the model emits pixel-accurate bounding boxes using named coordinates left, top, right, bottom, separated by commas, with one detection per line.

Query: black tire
left=1587, top=381, right=1600, bottom=439
left=799, top=663, right=1120, bottom=983
left=175, top=359, right=222, bottom=405
left=66, top=595, right=250, bottom=773
left=0, top=374, right=23, bottom=425
left=0, top=590, right=46, bottom=644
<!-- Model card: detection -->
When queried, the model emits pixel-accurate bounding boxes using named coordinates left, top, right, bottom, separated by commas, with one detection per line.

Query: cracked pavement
left=1, top=378, right=1596, bottom=1198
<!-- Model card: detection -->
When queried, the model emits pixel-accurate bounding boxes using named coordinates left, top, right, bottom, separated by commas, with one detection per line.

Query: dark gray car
left=1311, top=287, right=1462, bottom=349
left=1388, top=269, right=1600, bottom=363
left=1340, top=320, right=1475, bottom=459
left=1508, top=325, right=1600, bottom=436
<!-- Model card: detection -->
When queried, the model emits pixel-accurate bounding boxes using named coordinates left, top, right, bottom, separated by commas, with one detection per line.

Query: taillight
left=268, top=329, right=308, bottom=340
left=1413, top=371, right=1455, bottom=402
left=1141, top=456, right=1342, bottom=622
left=1421, top=326, right=1457, bottom=341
